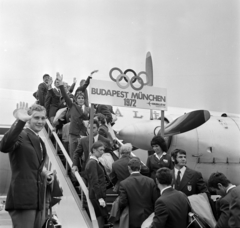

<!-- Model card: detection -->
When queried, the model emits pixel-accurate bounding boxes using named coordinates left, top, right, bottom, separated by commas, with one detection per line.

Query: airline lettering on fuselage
left=115, top=108, right=160, bottom=120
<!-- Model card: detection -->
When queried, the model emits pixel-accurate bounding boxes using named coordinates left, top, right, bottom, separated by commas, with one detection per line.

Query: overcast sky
left=0, top=0, right=239, bottom=113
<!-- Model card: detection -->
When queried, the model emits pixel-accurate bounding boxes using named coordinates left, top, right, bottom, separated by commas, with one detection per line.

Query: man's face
left=43, top=76, right=49, bottom=84
left=87, top=123, right=99, bottom=136
left=210, top=184, right=226, bottom=196
left=55, top=79, right=60, bottom=88
left=28, top=110, right=46, bottom=133
left=95, top=146, right=105, bottom=158
left=176, top=153, right=187, bottom=167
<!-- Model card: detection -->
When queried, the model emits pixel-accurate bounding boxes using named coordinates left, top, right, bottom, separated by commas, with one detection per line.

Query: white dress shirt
left=174, top=166, right=186, bottom=181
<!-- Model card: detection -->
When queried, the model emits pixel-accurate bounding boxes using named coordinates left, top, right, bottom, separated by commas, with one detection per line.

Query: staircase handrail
left=46, top=119, right=99, bottom=228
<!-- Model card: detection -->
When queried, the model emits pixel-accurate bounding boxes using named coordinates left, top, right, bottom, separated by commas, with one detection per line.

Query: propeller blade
left=158, top=110, right=210, bottom=137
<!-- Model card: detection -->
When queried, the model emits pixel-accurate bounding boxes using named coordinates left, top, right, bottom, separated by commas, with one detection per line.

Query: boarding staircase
left=0, top=120, right=144, bottom=228
left=43, top=119, right=120, bottom=228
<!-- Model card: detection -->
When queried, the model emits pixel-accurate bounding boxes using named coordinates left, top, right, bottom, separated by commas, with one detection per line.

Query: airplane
left=0, top=53, right=239, bottom=227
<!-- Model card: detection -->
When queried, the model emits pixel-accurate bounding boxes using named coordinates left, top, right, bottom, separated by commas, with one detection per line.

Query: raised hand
left=13, top=102, right=32, bottom=122
left=73, top=77, right=77, bottom=84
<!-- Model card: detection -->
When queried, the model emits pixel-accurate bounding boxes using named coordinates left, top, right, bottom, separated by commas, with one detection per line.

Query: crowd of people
left=1, top=72, right=240, bottom=228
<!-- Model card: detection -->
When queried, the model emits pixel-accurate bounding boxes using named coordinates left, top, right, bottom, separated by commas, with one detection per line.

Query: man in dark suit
left=110, top=143, right=149, bottom=190
left=72, top=119, right=114, bottom=173
left=150, top=167, right=190, bottom=228
left=208, top=172, right=238, bottom=228
left=118, top=157, right=158, bottom=228
left=0, top=103, right=53, bottom=228
left=171, top=149, right=208, bottom=196
left=229, top=185, right=240, bottom=228
left=45, top=78, right=62, bottom=121
left=37, top=74, right=50, bottom=106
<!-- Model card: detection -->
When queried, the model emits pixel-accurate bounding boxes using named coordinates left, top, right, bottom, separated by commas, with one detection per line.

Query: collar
left=226, top=185, right=236, bottom=194
left=90, top=155, right=99, bottom=163
left=27, top=127, right=39, bottom=136
left=131, top=171, right=140, bottom=175
left=94, top=134, right=99, bottom=142
left=154, top=152, right=167, bottom=160
left=174, top=166, right=186, bottom=173
left=161, top=186, right=172, bottom=195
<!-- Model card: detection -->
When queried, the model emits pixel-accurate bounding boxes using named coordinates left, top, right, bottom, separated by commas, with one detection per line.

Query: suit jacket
left=96, top=105, right=115, bottom=124
left=0, top=120, right=47, bottom=211
left=119, top=173, right=158, bottom=228
left=45, top=88, right=61, bottom=118
left=59, top=84, right=89, bottom=136
left=72, top=134, right=112, bottom=170
left=85, top=158, right=107, bottom=200
left=215, top=188, right=235, bottom=228
left=38, top=82, right=48, bottom=106
left=110, top=155, right=149, bottom=186
left=229, top=185, right=240, bottom=228
left=172, top=167, right=208, bottom=196
left=146, top=153, right=173, bottom=181
left=150, top=187, right=190, bottom=228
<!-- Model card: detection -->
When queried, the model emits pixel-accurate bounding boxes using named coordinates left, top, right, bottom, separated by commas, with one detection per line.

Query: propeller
left=157, top=110, right=211, bottom=137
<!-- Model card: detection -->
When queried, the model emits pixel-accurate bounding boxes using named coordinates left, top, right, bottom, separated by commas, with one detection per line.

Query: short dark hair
left=43, top=74, right=49, bottom=79
left=151, top=135, right=167, bottom=152
left=156, top=167, right=172, bottom=185
left=208, top=172, right=231, bottom=189
left=171, top=149, right=186, bottom=163
left=94, top=113, right=106, bottom=125
left=128, top=157, right=141, bottom=171
left=91, top=141, right=104, bottom=153
left=87, top=119, right=100, bottom=129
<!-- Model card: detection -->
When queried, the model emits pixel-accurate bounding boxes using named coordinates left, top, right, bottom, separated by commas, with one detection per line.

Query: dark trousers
left=9, top=209, right=42, bottom=228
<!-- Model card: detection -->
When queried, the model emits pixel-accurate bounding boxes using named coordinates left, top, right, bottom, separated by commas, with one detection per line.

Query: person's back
left=119, top=158, right=158, bottom=228
left=150, top=167, right=190, bottom=228
left=112, top=155, right=130, bottom=182
left=153, top=188, right=189, bottom=228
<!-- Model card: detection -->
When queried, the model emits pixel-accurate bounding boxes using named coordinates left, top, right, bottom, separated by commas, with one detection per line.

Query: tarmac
left=0, top=209, right=11, bottom=228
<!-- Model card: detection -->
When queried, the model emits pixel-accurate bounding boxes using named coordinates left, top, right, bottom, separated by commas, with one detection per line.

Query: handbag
left=186, top=197, right=211, bottom=228
left=42, top=176, right=62, bottom=228
left=42, top=207, right=61, bottom=228
left=187, top=211, right=211, bottom=228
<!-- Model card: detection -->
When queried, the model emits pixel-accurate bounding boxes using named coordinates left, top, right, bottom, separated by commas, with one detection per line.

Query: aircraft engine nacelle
left=168, top=115, right=240, bottom=184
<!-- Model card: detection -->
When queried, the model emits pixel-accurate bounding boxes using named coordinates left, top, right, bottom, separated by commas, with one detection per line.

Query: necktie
left=38, top=136, right=43, bottom=160
left=175, top=170, right=181, bottom=190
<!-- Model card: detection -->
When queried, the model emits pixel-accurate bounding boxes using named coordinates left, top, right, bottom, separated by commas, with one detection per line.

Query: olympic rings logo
left=109, top=67, right=149, bottom=91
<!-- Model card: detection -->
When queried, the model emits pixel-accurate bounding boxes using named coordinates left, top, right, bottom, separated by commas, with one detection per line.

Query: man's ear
left=217, top=183, right=223, bottom=189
